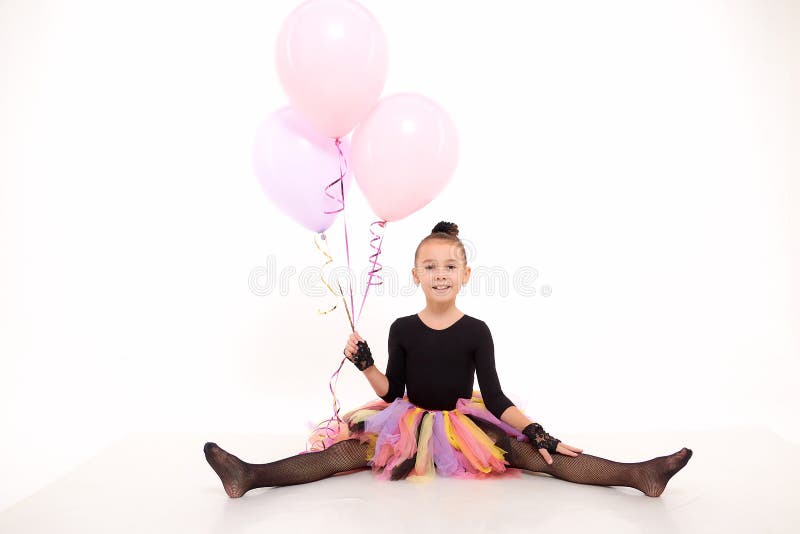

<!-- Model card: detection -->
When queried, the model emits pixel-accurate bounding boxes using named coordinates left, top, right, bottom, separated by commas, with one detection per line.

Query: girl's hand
left=522, top=422, right=583, bottom=465
left=343, top=331, right=365, bottom=361
left=539, top=442, right=584, bottom=465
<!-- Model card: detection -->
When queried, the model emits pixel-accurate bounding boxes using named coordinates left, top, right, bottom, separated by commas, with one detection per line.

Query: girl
left=205, top=221, right=692, bottom=498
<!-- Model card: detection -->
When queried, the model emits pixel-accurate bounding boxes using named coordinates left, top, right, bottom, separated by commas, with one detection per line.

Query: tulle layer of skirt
left=302, top=390, right=530, bottom=482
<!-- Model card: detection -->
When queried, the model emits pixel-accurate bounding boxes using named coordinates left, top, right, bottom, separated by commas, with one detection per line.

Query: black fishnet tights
left=204, top=440, right=371, bottom=498
left=204, top=437, right=692, bottom=498
left=504, top=439, right=692, bottom=497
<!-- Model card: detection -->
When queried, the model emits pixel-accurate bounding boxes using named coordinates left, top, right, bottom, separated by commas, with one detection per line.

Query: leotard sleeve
left=380, top=319, right=406, bottom=403
left=474, top=320, right=515, bottom=420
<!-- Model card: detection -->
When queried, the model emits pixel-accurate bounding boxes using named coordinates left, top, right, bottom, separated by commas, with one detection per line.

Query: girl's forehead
left=417, top=241, right=463, bottom=262
left=419, top=257, right=459, bottom=263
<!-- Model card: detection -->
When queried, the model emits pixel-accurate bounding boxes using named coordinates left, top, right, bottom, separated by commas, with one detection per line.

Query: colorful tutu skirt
left=302, top=390, right=529, bottom=482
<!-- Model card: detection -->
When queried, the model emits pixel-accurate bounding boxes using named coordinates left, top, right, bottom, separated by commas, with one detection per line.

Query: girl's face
left=412, top=239, right=471, bottom=304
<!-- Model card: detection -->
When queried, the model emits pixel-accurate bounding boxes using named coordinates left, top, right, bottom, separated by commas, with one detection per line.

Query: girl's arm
left=474, top=321, right=516, bottom=420
left=499, top=405, right=535, bottom=433
left=363, top=365, right=389, bottom=398
left=475, top=321, right=540, bottom=432
left=365, top=319, right=406, bottom=402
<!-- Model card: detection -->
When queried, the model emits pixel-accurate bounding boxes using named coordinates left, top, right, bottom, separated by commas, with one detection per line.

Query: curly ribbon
left=301, top=280, right=356, bottom=453
left=302, top=356, right=348, bottom=454
left=301, top=137, right=359, bottom=454
left=313, top=232, right=337, bottom=315
left=322, top=138, right=355, bottom=321
left=304, top=235, right=354, bottom=453
left=303, top=141, right=390, bottom=452
left=356, top=219, right=387, bottom=327
left=310, top=219, right=386, bottom=457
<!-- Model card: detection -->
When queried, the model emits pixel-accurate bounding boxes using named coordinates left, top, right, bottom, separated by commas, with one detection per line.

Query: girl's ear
left=463, top=265, right=471, bottom=284
left=411, top=267, right=418, bottom=284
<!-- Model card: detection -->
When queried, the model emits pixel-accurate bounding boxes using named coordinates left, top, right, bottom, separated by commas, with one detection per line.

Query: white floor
left=0, top=427, right=796, bottom=533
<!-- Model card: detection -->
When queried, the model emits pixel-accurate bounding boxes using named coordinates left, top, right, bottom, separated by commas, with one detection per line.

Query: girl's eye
left=425, top=265, right=433, bottom=270
left=448, top=265, right=456, bottom=270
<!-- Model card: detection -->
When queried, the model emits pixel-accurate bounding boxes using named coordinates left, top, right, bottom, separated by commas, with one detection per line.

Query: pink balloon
left=275, top=0, right=389, bottom=139
left=253, top=107, right=352, bottom=233
left=351, top=93, right=459, bottom=222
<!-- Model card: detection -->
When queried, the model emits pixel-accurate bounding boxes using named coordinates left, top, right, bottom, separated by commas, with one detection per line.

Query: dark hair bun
left=432, top=221, right=459, bottom=237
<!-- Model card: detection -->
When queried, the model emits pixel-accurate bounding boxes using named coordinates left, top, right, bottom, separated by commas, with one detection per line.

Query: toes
left=204, top=442, right=217, bottom=455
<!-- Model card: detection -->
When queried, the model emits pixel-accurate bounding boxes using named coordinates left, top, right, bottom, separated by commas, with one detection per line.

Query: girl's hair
left=414, top=221, right=467, bottom=264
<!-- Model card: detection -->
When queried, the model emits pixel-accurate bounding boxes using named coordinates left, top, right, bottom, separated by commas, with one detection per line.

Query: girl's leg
left=464, top=417, right=692, bottom=498
left=504, top=439, right=692, bottom=497
left=204, top=439, right=371, bottom=498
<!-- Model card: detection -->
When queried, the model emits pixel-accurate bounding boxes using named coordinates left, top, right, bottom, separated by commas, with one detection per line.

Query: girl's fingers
left=554, top=443, right=582, bottom=457
left=539, top=449, right=553, bottom=465
left=344, top=333, right=365, bottom=357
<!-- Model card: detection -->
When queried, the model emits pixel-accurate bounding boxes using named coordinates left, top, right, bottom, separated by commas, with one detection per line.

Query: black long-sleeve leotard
left=379, top=313, right=515, bottom=420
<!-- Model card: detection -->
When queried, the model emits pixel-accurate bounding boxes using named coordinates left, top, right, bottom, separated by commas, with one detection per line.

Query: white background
left=1, top=0, right=797, bottom=513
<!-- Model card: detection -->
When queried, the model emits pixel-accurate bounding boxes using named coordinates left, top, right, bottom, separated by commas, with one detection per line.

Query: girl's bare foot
left=637, top=447, right=693, bottom=497
left=204, top=442, right=254, bottom=498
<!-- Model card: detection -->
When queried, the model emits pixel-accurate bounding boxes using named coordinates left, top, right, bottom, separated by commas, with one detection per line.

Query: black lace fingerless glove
left=522, top=422, right=561, bottom=453
left=350, top=340, right=374, bottom=371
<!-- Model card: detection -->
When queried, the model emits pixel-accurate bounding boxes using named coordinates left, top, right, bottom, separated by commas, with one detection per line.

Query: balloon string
left=322, top=138, right=355, bottom=328
left=300, top=233, right=348, bottom=453
left=321, top=138, right=347, bottom=216
left=300, top=138, right=358, bottom=454
left=356, top=220, right=387, bottom=327
left=301, top=358, right=347, bottom=454
left=301, top=279, right=356, bottom=454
